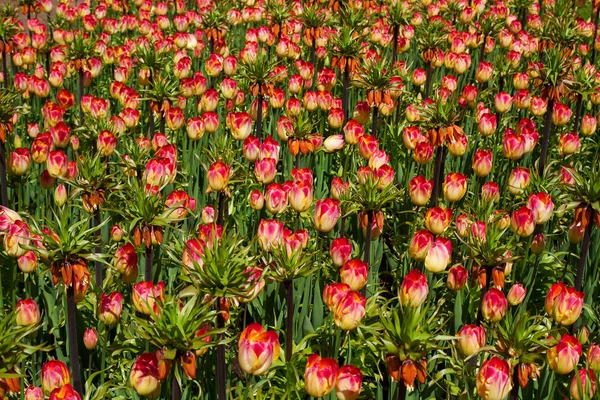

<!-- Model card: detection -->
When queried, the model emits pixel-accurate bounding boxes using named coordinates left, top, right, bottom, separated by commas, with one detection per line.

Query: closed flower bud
left=132, top=281, right=165, bottom=316
left=527, top=192, right=554, bottom=225
left=330, top=238, right=352, bottom=267
left=83, top=328, right=98, bottom=350
left=323, top=283, right=351, bottom=312
left=558, top=132, right=580, bottom=156
left=207, top=160, right=231, bottom=192
left=254, top=158, right=277, bottom=184
left=257, top=219, right=283, bottom=251
left=41, top=360, right=71, bottom=395
left=494, top=92, right=512, bottom=114
left=447, top=265, right=468, bottom=291
left=408, top=230, right=434, bottom=262
left=545, top=283, right=584, bottom=326
left=409, top=175, right=433, bottom=206
left=324, top=134, right=345, bottom=152
left=478, top=113, right=497, bottom=136
left=238, top=323, right=280, bottom=375
left=25, top=386, right=44, bottom=400
left=511, top=207, right=535, bottom=237
left=424, top=237, right=452, bottom=273
left=457, top=324, right=485, bottom=357
left=552, top=103, right=572, bottom=126
left=581, top=114, right=596, bottom=136
left=548, top=334, right=582, bottom=374
left=130, top=353, right=161, bottom=399
left=334, top=291, right=366, bottom=331
left=15, top=298, right=40, bottom=326
left=340, top=259, right=369, bottom=291
left=99, top=292, right=123, bottom=326
left=507, top=167, right=530, bottom=195
left=47, top=150, right=68, bottom=178
left=54, top=184, right=67, bottom=207
left=113, top=243, right=138, bottom=274
left=472, top=149, right=493, bottom=177
left=481, top=288, right=508, bottom=322
left=305, top=354, right=339, bottom=397
left=249, top=190, right=264, bottom=210
left=314, top=199, right=341, bottom=233
left=588, top=344, right=600, bottom=372
left=507, top=283, right=526, bottom=305
left=424, top=206, right=453, bottom=235
left=17, top=250, right=38, bottom=273
left=399, top=270, right=428, bottom=307
left=335, top=365, right=362, bottom=400
left=289, top=181, right=313, bottom=212
left=570, top=369, right=597, bottom=400
left=476, top=357, right=512, bottom=400
left=8, top=148, right=31, bottom=175
left=443, top=173, right=467, bottom=202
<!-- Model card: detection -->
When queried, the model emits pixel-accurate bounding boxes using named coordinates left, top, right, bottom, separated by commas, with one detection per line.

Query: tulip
left=113, top=243, right=138, bottom=274
left=502, top=132, right=525, bottom=160
left=481, top=288, right=508, bottom=322
left=511, top=207, right=535, bottom=237
left=228, top=112, right=253, bottom=141
left=558, top=132, right=580, bottom=156
left=207, top=160, right=231, bottom=193
left=507, top=283, right=526, bottom=306
left=527, top=192, right=554, bottom=225
left=15, top=298, right=40, bottom=326
left=41, top=360, right=71, bottom=395
left=507, top=167, right=530, bottom=195
left=408, top=230, right=434, bottom=262
left=255, top=158, right=277, bottom=184
left=334, top=291, right=366, bottom=331
left=249, top=190, right=264, bottom=210
left=238, top=323, right=280, bottom=375
left=412, top=68, right=426, bottom=86
left=413, top=142, right=434, bottom=164
left=581, top=114, right=596, bottom=136
left=328, top=109, right=345, bottom=129
left=443, top=173, right=467, bottom=202
left=130, top=353, right=161, bottom=399
left=8, top=148, right=31, bottom=176
left=264, top=183, right=288, bottom=214
left=402, top=126, right=422, bottom=150
left=545, top=282, right=584, bottom=326
left=478, top=113, right=497, bottom=136
left=324, top=134, right=345, bottom=152
left=330, top=238, right=353, bottom=267
left=187, top=117, right=205, bottom=140
left=132, top=281, right=165, bottom=316
left=447, top=265, right=468, bottom=291
left=49, top=384, right=81, bottom=400
left=25, top=386, right=44, bottom=400
left=323, top=283, right=351, bottom=312
left=548, top=334, right=582, bottom=374
left=552, top=102, right=572, bottom=126
left=4, top=220, right=31, bottom=257
left=409, top=175, right=433, bottom=206
left=335, top=365, right=362, bottom=400
left=289, top=181, right=313, bottom=212
left=314, top=199, right=341, bottom=233
left=97, top=130, right=117, bottom=156
left=340, top=259, right=369, bottom=291
left=455, top=213, right=470, bottom=237
left=589, top=344, right=600, bottom=372
left=257, top=219, right=284, bottom=251
left=457, top=324, right=485, bottom=356
left=305, top=354, right=339, bottom=397
left=424, top=206, right=453, bottom=235
left=399, top=270, right=428, bottom=307
left=476, top=357, right=512, bottom=400
left=472, top=149, right=492, bottom=177
left=83, top=328, right=98, bottom=350
left=494, top=92, right=512, bottom=114
left=47, top=150, right=68, bottom=178
left=99, top=292, right=123, bottom=326
left=570, top=369, right=597, bottom=400
left=529, top=96, right=548, bottom=116
left=17, top=250, right=38, bottom=273
left=424, top=237, right=452, bottom=273
left=476, top=61, right=493, bottom=83
left=357, top=135, right=379, bottom=160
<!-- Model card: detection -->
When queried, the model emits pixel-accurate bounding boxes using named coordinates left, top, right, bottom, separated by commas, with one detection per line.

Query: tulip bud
left=408, top=230, right=434, bottom=262
left=507, top=283, right=526, bottom=305
left=472, top=149, right=493, bottom=177
left=588, top=344, right=600, bottom=372
left=552, top=102, right=572, bottom=126
left=324, top=134, right=345, bottom=152
left=545, top=282, right=584, bottom=326
left=481, top=288, right=508, bottom=322
left=511, top=207, right=535, bottom=237
left=99, top=292, right=123, bottom=326
left=17, top=250, right=38, bottom=273
left=424, top=206, right=453, bottom=235
left=494, top=92, right=512, bottom=113
left=25, top=386, right=44, bottom=400
left=581, top=114, right=597, bottom=136
left=254, top=158, right=277, bottom=184
left=41, top=360, right=71, bottom=395
left=207, top=160, right=231, bottom=193
left=249, top=190, right=264, bottom=210
left=447, top=265, right=468, bottom=291
left=257, top=219, right=283, bottom=252
left=570, top=369, right=597, bottom=400
left=49, top=384, right=81, bottom=400
left=424, top=237, right=452, bottom=273
left=15, top=298, right=40, bottom=326
left=289, top=181, right=313, bottom=212
left=8, top=148, right=31, bottom=175
left=340, top=259, right=368, bottom=291
left=457, top=324, right=485, bottom=357
left=409, top=175, right=433, bottom=206
left=399, top=270, right=428, bottom=307
left=305, top=354, right=339, bottom=397
left=130, top=353, right=161, bottom=399
left=334, top=291, right=366, bottom=331
left=238, top=323, right=280, bottom=375
left=531, top=233, right=546, bottom=255
left=443, top=172, right=467, bottom=202
left=335, top=365, right=362, bottom=400
left=54, top=184, right=67, bottom=207
left=83, top=328, right=98, bottom=350
left=476, top=357, right=512, bottom=400
left=132, top=281, right=165, bottom=316
left=330, top=238, right=352, bottom=267
left=478, top=113, right=497, bottom=136
left=313, top=198, right=341, bottom=233
left=507, top=167, right=530, bottom=195
left=47, top=150, right=68, bottom=178
left=548, top=334, right=582, bottom=374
